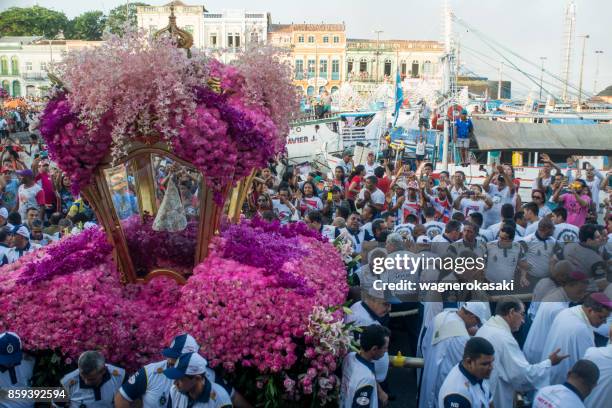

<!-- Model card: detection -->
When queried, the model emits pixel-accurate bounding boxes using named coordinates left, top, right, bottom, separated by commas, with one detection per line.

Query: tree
left=104, top=2, right=149, bottom=36
left=0, top=6, right=69, bottom=38
left=67, top=11, right=106, bottom=40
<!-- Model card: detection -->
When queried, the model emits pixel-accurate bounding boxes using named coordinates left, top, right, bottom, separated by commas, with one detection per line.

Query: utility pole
left=577, top=34, right=589, bottom=105
left=593, top=50, right=604, bottom=94
left=374, top=30, right=383, bottom=83
left=497, top=61, right=504, bottom=99
left=539, top=56, right=547, bottom=100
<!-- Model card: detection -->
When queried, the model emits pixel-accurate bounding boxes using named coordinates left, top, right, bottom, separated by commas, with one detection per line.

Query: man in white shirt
left=551, top=207, right=580, bottom=243
left=420, top=303, right=489, bottom=408
left=453, top=185, right=493, bottom=217
left=475, top=297, right=568, bottom=408
left=449, top=221, right=487, bottom=259
left=364, top=152, right=381, bottom=177
left=356, top=176, right=385, bottom=214
left=423, top=207, right=445, bottom=240
left=583, top=326, right=612, bottom=408
left=340, top=325, right=390, bottom=408
left=523, top=202, right=542, bottom=237
left=533, top=360, right=600, bottom=408
left=541, top=293, right=612, bottom=385
left=484, top=226, right=529, bottom=284
left=0, top=332, right=35, bottom=408
left=522, top=218, right=557, bottom=281
left=486, top=204, right=526, bottom=240
left=437, top=337, right=495, bottom=408
left=483, top=166, right=516, bottom=228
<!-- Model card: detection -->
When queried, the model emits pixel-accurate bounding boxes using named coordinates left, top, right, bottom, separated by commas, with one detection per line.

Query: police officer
left=340, top=324, right=390, bottom=408
left=533, top=360, right=600, bottom=408
left=115, top=334, right=200, bottom=408
left=58, top=351, right=124, bottom=408
left=163, top=353, right=232, bottom=408
left=0, top=332, right=34, bottom=408
left=438, top=337, right=495, bottom=408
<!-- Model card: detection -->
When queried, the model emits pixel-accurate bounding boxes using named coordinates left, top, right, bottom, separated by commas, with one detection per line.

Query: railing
left=245, top=13, right=264, bottom=18
left=22, top=72, right=47, bottom=80
left=204, top=14, right=223, bottom=18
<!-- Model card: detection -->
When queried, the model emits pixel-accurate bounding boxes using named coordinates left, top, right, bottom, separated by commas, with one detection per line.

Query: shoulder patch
left=112, top=369, right=120, bottom=376
left=156, top=366, right=164, bottom=374
left=210, top=391, right=216, bottom=401
left=69, top=379, right=77, bottom=387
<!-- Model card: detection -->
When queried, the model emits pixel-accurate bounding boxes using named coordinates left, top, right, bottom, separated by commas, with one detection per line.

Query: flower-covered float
left=0, top=13, right=350, bottom=407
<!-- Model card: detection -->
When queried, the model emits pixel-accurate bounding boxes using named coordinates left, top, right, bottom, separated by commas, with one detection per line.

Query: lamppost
left=577, top=34, right=589, bottom=105
left=374, top=30, right=383, bottom=83
left=593, top=50, right=604, bottom=94
left=539, top=56, right=547, bottom=100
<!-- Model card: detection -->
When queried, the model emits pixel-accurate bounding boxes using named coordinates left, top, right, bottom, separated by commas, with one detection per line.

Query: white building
left=0, top=36, right=101, bottom=98
left=136, top=1, right=268, bottom=63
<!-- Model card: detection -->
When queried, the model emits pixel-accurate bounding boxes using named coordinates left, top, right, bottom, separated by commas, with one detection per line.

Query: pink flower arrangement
left=39, top=30, right=298, bottom=201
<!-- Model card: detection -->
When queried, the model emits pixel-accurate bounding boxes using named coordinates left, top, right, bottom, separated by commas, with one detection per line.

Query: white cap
left=162, top=333, right=200, bottom=359
left=0, top=207, right=8, bottom=219
left=416, top=235, right=430, bottom=244
left=11, top=226, right=30, bottom=240
left=163, top=352, right=208, bottom=379
left=462, top=302, right=490, bottom=325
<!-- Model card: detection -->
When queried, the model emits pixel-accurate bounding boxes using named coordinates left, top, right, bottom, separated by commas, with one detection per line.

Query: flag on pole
left=393, top=68, right=403, bottom=126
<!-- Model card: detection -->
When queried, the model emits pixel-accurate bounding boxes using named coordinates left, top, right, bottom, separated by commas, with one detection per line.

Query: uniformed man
left=1, top=226, right=40, bottom=265
left=163, top=353, right=232, bottom=408
left=0, top=332, right=34, bottom=408
left=340, top=324, right=390, bottom=408
left=533, top=360, right=600, bottom=408
left=115, top=334, right=201, bottom=408
left=58, top=351, right=125, bottom=408
left=437, top=336, right=495, bottom=408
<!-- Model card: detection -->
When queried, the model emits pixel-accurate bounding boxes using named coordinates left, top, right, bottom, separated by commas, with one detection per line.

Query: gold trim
left=153, top=4, right=194, bottom=50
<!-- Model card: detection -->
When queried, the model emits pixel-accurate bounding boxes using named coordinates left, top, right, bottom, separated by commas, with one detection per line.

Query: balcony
left=22, top=72, right=47, bottom=81
left=319, top=72, right=328, bottom=79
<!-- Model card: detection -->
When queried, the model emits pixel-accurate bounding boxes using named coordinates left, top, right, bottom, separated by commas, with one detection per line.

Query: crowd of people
left=1, top=119, right=612, bottom=408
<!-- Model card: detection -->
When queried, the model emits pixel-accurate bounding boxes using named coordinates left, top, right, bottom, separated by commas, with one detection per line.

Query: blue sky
left=2, top=0, right=611, bottom=98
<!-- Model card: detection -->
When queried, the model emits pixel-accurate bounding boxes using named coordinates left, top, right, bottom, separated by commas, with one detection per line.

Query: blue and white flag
left=393, top=69, right=403, bottom=126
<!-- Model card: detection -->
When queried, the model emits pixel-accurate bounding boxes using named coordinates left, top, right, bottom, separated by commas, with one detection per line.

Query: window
left=183, top=25, right=194, bottom=34
left=0, top=56, right=8, bottom=75
left=384, top=59, right=392, bottom=77
left=298, top=35, right=304, bottom=43
left=25, top=62, right=32, bottom=71
left=347, top=58, right=353, bottom=74
left=359, top=58, right=368, bottom=73
left=307, top=59, right=315, bottom=78
left=12, top=80, right=20, bottom=97
left=323, top=36, right=329, bottom=43
left=250, top=31, right=259, bottom=43
left=308, top=36, right=315, bottom=43
left=318, top=86, right=326, bottom=94
left=331, top=59, right=340, bottom=80
left=400, top=61, right=407, bottom=77
left=149, top=25, right=157, bottom=36
left=331, top=86, right=339, bottom=93
left=210, top=34, right=217, bottom=47
left=10, top=56, right=18, bottom=75
left=319, top=59, right=328, bottom=78
left=234, top=34, right=240, bottom=48
left=295, top=60, right=304, bottom=80
left=423, top=60, right=432, bottom=75
left=411, top=60, right=419, bottom=78
left=227, top=34, right=233, bottom=48
left=306, top=85, right=314, bottom=96
left=40, top=62, right=47, bottom=71
left=333, top=36, right=339, bottom=43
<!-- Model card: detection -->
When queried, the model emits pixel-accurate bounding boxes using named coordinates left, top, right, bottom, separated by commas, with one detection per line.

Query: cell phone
left=327, top=192, right=333, bottom=201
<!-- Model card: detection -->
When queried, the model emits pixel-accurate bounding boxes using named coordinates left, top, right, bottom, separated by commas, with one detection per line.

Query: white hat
left=0, top=207, right=8, bottom=219
left=462, top=302, right=490, bottom=325
left=11, top=225, right=30, bottom=240
left=162, top=333, right=200, bottom=359
left=416, top=235, right=430, bottom=244
left=163, top=352, right=208, bottom=379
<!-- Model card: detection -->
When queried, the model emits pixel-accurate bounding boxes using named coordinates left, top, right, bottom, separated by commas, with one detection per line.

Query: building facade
left=0, top=36, right=101, bottom=98
left=268, top=23, right=346, bottom=96
left=137, top=2, right=268, bottom=63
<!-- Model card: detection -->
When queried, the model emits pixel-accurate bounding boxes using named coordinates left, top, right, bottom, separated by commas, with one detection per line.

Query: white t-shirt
left=424, top=221, right=446, bottom=240
left=485, top=241, right=527, bottom=283
left=358, top=188, right=385, bottom=206
left=17, top=183, right=43, bottom=219
left=458, top=198, right=487, bottom=217
left=553, top=222, right=580, bottom=243
left=364, top=162, right=381, bottom=177
left=483, top=184, right=514, bottom=228
left=272, top=200, right=295, bottom=224
left=416, top=141, right=426, bottom=155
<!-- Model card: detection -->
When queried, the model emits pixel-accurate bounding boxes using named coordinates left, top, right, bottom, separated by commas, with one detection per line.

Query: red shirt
left=377, top=176, right=391, bottom=195
left=346, top=176, right=362, bottom=201
left=35, top=172, right=55, bottom=206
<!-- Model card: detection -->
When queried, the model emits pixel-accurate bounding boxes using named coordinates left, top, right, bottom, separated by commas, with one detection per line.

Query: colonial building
left=346, top=39, right=444, bottom=95
left=137, top=1, right=268, bottom=62
left=0, top=36, right=100, bottom=97
left=268, top=23, right=346, bottom=96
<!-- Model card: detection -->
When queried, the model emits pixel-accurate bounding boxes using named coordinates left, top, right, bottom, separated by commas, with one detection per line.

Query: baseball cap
left=11, top=225, right=30, bottom=240
left=162, top=333, right=200, bottom=359
left=0, top=332, right=23, bottom=366
left=590, top=292, right=612, bottom=309
left=566, top=271, right=589, bottom=283
left=416, top=235, right=430, bottom=244
left=0, top=207, right=7, bottom=219
left=16, top=169, right=33, bottom=178
left=343, top=149, right=354, bottom=156
left=163, top=352, right=207, bottom=380
left=462, top=302, right=490, bottom=325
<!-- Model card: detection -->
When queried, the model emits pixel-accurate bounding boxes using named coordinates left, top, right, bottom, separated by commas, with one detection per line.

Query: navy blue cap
left=0, top=332, right=23, bottom=366
left=162, top=334, right=200, bottom=359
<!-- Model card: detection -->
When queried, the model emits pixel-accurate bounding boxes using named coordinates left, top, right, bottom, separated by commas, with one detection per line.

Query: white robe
left=583, top=345, right=612, bottom=408
left=476, top=315, right=552, bottom=408
left=524, top=289, right=571, bottom=363
left=541, top=305, right=595, bottom=385
left=419, top=311, right=469, bottom=408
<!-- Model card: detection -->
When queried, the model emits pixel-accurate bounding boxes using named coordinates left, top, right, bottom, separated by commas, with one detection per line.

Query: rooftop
left=0, top=36, right=43, bottom=45
left=597, top=85, right=612, bottom=97
left=269, top=23, right=345, bottom=33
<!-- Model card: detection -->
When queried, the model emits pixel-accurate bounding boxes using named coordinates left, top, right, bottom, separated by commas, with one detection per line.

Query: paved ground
left=387, top=314, right=420, bottom=407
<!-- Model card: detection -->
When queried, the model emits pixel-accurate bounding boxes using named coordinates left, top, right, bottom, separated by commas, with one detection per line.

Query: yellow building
left=268, top=23, right=345, bottom=96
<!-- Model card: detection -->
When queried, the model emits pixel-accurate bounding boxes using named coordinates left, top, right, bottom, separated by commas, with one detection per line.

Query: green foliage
left=0, top=6, right=69, bottom=38
left=66, top=11, right=106, bottom=40
left=104, top=2, right=149, bottom=36
left=30, top=349, right=75, bottom=387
